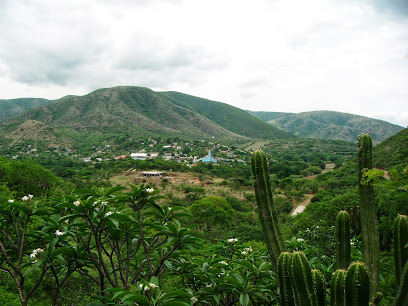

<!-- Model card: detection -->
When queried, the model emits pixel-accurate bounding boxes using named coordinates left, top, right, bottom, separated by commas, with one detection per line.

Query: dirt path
left=290, top=163, right=335, bottom=215
left=291, top=193, right=315, bottom=216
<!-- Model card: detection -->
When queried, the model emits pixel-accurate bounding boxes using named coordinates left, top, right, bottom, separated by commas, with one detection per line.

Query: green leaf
left=239, top=293, right=249, bottom=306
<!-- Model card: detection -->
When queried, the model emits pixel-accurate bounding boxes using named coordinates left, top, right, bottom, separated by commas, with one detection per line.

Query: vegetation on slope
left=373, top=128, right=408, bottom=168
left=159, top=91, right=295, bottom=140
left=0, top=98, right=54, bottom=122
left=248, top=110, right=403, bottom=144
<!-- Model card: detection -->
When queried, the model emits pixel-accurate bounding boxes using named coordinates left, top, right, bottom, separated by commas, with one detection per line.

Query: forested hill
left=0, top=98, right=54, bottom=122
left=157, top=91, right=294, bottom=140
left=0, top=87, right=293, bottom=148
left=248, top=110, right=404, bottom=144
left=373, top=128, right=408, bottom=168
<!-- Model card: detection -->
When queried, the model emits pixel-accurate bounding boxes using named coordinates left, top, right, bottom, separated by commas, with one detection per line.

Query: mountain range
left=0, top=87, right=293, bottom=149
left=0, top=86, right=403, bottom=150
left=248, top=110, right=404, bottom=144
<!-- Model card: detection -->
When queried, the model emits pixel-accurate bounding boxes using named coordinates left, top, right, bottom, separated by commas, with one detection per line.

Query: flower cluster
left=22, top=194, right=33, bottom=201
left=105, top=211, right=113, bottom=217
left=241, top=246, right=253, bottom=257
left=227, top=238, right=238, bottom=245
left=146, top=188, right=154, bottom=194
left=30, top=248, right=44, bottom=260
left=55, top=230, right=65, bottom=237
left=73, top=200, right=80, bottom=207
left=297, top=238, right=305, bottom=242
left=191, top=296, right=198, bottom=304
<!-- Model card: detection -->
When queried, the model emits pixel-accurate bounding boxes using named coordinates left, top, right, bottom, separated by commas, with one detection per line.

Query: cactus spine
left=311, top=269, right=326, bottom=306
left=394, top=214, right=408, bottom=287
left=251, top=150, right=286, bottom=268
left=277, top=252, right=295, bottom=306
left=336, top=211, right=351, bottom=270
left=358, top=133, right=380, bottom=297
left=345, top=262, right=370, bottom=306
left=290, top=251, right=318, bottom=306
left=331, top=269, right=346, bottom=306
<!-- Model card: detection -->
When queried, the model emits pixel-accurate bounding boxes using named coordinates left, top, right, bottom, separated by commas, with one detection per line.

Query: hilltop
left=248, top=110, right=403, bottom=144
left=0, top=98, right=54, bottom=122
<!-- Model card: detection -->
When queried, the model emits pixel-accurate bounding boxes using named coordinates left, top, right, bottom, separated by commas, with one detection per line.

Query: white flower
left=241, top=251, right=248, bottom=256
left=191, top=296, right=198, bottom=304
left=350, top=241, right=355, bottom=245
left=228, top=238, right=238, bottom=244
left=55, top=230, right=65, bottom=237
left=28, top=194, right=33, bottom=199
left=219, top=261, right=228, bottom=265
left=105, top=211, right=113, bottom=217
left=100, top=201, right=108, bottom=206
left=22, top=196, right=29, bottom=201
left=146, top=188, right=154, bottom=194
left=64, top=219, right=69, bottom=225
left=73, top=200, right=80, bottom=207
left=244, top=247, right=253, bottom=253
left=144, top=286, right=149, bottom=292
left=168, top=206, right=172, bottom=211
left=149, top=283, right=158, bottom=290
left=8, top=199, right=14, bottom=203
left=297, top=238, right=304, bottom=242
left=30, top=248, right=44, bottom=259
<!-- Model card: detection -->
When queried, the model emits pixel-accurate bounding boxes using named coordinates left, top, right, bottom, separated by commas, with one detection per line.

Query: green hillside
left=0, top=87, right=296, bottom=150
left=159, top=91, right=295, bottom=140
left=248, top=110, right=403, bottom=144
left=373, top=128, right=408, bottom=168
left=0, top=98, right=54, bottom=122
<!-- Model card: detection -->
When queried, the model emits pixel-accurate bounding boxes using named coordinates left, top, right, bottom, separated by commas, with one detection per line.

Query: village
left=6, top=137, right=249, bottom=167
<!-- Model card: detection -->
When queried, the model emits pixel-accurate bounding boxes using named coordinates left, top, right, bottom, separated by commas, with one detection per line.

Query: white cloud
left=0, top=0, right=407, bottom=126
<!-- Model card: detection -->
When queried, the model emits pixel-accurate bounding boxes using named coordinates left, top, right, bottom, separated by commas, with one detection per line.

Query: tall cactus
left=345, top=262, right=370, bottom=306
left=277, top=252, right=295, bottom=306
left=394, top=214, right=408, bottom=287
left=336, top=211, right=351, bottom=270
left=395, top=262, right=408, bottom=306
left=331, top=269, right=346, bottom=306
left=358, top=133, right=380, bottom=297
left=251, top=150, right=286, bottom=268
left=290, top=251, right=318, bottom=306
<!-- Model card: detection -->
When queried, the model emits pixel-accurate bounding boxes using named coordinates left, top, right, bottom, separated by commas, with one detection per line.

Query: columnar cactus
left=336, top=211, right=351, bottom=270
left=277, top=252, right=295, bottom=306
left=251, top=150, right=286, bottom=268
left=394, top=214, right=408, bottom=287
left=311, top=269, right=326, bottom=306
left=345, top=262, right=370, bottom=306
left=331, top=269, right=346, bottom=306
left=290, top=251, right=318, bottom=306
left=357, top=133, right=380, bottom=297
left=395, top=262, right=408, bottom=306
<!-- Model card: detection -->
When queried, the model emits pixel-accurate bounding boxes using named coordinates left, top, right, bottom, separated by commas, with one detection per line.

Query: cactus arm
left=394, top=215, right=408, bottom=287
left=251, top=150, right=286, bottom=268
left=331, top=269, right=346, bottom=306
left=278, top=252, right=295, bottom=306
left=358, top=133, right=380, bottom=297
left=345, top=262, right=370, bottom=306
left=336, top=211, right=351, bottom=270
left=312, top=269, right=326, bottom=306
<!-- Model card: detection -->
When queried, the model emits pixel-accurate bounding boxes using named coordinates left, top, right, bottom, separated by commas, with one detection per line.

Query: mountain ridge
left=248, top=110, right=403, bottom=144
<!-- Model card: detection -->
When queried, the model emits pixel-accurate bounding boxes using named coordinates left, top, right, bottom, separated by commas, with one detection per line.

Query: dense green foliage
left=1, top=123, right=408, bottom=305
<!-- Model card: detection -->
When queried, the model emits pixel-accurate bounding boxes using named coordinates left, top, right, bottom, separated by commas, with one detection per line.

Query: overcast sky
left=1, top=0, right=407, bottom=126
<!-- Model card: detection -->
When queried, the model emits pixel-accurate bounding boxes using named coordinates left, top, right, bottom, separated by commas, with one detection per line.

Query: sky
left=0, top=0, right=407, bottom=127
